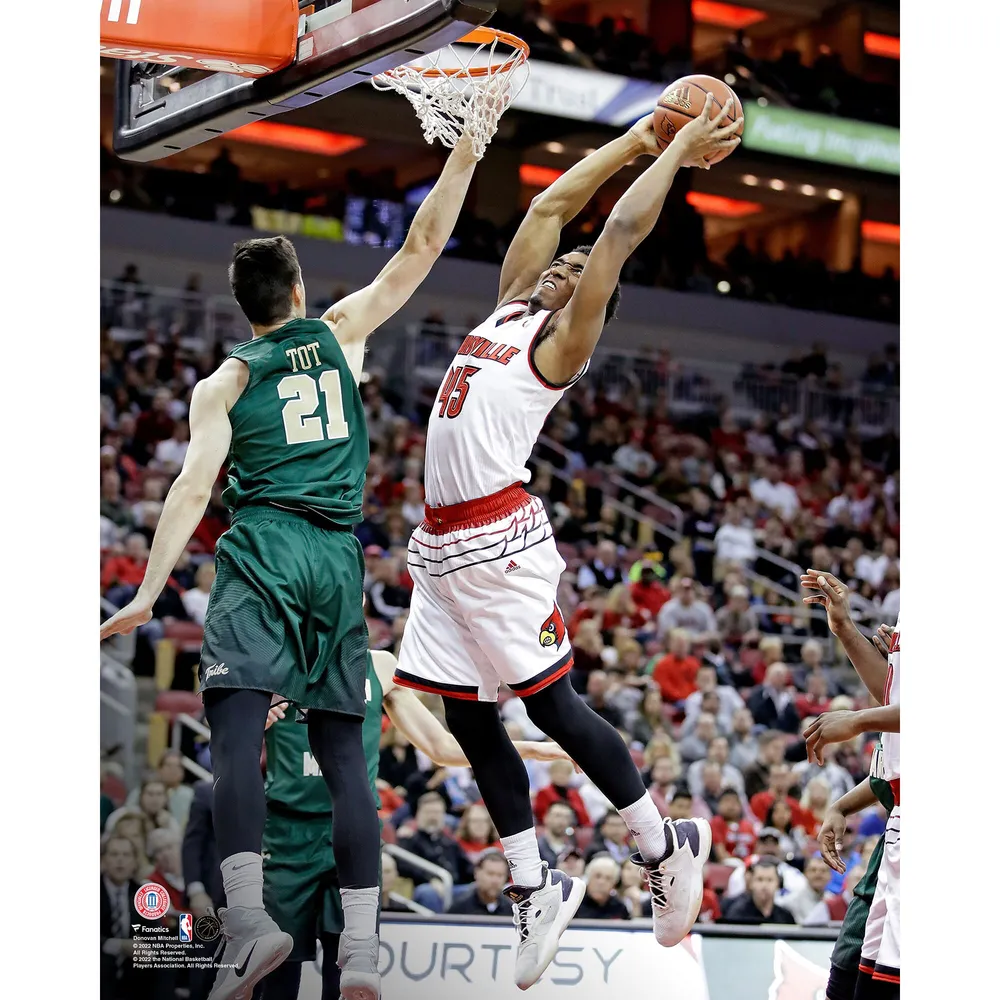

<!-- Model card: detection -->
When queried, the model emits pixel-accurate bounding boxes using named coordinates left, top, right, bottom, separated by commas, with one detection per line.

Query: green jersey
left=223, top=318, right=369, bottom=527
left=264, top=657, right=384, bottom=816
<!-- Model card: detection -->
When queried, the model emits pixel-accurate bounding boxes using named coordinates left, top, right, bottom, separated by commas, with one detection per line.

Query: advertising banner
left=510, top=61, right=899, bottom=174
left=297, top=918, right=836, bottom=999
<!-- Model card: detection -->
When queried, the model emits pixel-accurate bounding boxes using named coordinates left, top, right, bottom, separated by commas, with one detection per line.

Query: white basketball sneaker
left=503, top=864, right=586, bottom=990
left=630, top=817, right=712, bottom=947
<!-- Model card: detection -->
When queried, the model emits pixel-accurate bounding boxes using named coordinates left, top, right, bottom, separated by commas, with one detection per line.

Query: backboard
left=111, top=0, right=498, bottom=162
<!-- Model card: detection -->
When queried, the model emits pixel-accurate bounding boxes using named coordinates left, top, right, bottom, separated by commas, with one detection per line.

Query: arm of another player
left=496, top=119, right=661, bottom=307
left=819, top=778, right=881, bottom=873
left=322, top=134, right=479, bottom=381
left=533, top=101, right=741, bottom=385
left=801, top=571, right=890, bottom=703
left=99, top=364, right=242, bottom=639
left=373, top=651, right=571, bottom=766
left=803, top=703, right=900, bottom=765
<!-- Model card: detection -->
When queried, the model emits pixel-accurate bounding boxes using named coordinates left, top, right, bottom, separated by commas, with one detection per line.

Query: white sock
left=501, top=828, right=544, bottom=888
left=341, top=886, right=379, bottom=939
left=221, top=852, right=264, bottom=910
left=619, top=794, right=667, bottom=863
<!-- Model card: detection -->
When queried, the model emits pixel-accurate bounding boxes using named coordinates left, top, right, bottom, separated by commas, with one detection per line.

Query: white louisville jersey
left=423, top=300, right=585, bottom=506
left=881, top=616, right=900, bottom=781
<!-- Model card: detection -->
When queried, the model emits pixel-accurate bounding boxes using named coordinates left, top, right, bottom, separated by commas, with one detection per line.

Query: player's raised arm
left=533, top=100, right=741, bottom=386
left=497, top=118, right=663, bottom=308
left=322, top=133, right=479, bottom=380
left=99, top=363, right=242, bottom=640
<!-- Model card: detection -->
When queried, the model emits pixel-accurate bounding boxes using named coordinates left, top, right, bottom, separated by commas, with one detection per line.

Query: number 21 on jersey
left=278, top=371, right=349, bottom=445
left=438, top=365, right=479, bottom=419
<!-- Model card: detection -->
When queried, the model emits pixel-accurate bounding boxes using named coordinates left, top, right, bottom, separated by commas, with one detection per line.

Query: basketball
left=653, top=74, right=744, bottom=165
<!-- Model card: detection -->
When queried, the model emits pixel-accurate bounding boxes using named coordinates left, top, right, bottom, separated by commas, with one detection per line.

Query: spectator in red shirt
left=710, top=788, right=757, bottom=861
left=146, top=828, right=185, bottom=922
left=101, top=533, right=150, bottom=591
left=568, top=588, right=609, bottom=640
left=650, top=628, right=702, bottom=704
left=134, top=388, right=176, bottom=457
left=795, top=671, right=832, bottom=720
left=749, top=763, right=812, bottom=828
left=711, top=410, right=746, bottom=457
left=629, top=563, right=671, bottom=620
left=602, top=583, right=653, bottom=634
left=454, top=804, right=503, bottom=866
left=533, top=759, right=591, bottom=829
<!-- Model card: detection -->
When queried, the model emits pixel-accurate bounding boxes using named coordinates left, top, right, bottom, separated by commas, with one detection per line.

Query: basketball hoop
left=372, top=27, right=530, bottom=160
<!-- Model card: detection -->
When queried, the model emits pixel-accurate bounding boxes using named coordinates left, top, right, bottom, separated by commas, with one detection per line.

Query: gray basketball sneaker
left=207, top=906, right=293, bottom=1000
left=338, top=933, right=382, bottom=1000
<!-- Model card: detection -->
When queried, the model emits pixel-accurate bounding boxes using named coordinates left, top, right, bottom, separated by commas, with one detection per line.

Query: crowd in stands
left=100, top=145, right=900, bottom=323
left=101, top=282, right=899, bottom=967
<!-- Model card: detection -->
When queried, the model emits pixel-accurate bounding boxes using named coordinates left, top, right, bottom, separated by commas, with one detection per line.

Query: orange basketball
left=652, top=74, right=744, bottom=165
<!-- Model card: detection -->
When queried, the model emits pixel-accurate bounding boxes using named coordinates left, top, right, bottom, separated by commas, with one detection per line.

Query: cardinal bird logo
left=768, top=940, right=827, bottom=1000
left=538, top=605, right=566, bottom=649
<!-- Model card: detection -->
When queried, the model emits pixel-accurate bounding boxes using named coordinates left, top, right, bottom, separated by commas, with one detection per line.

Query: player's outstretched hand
left=672, top=97, right=743, bottom=169
left=800, top=569, right=853, bottom=635
left=521, top=740, right=577, bottom=769
left=803, top=710, right=863, bottom=765
left=100, top=598, right=154, bottom=640
left=871, top=623, right=893, bottom=659
left=628, top=113, right=666, bottom=157
left=818, top=806, right=848, bottom=874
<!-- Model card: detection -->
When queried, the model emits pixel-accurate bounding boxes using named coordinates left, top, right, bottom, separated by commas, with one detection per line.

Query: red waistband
left=890, top=778, right=900, bottom=805
left=423, top=483, right=531, bottom=534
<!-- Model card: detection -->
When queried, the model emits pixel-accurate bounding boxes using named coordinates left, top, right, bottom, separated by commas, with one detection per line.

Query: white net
left=371, top=29, right=529, bottom=161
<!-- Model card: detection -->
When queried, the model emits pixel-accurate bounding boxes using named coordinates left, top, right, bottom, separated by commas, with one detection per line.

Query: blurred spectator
left=722, top=858, right=796, bottom=925
left=684, top=664, right=745, bottom=733
left=180, top=561, right=215, bottom=627
left=726, top=830, right=807, bottom=900
left=687, top=736, right=746, bottom=799
left=126, top=750, right=193, bottom=830
left=795, top=671, right=832, bottom=719
left=533, top=759, right=591, bottom=828
left=728, top=707, right=759, bottom=772
left=379, top=725, right=420, bottom=794
left=628, top=686, right=668, bottom=746
left=709, top=788, right=756, bottom=861
left=147, top=828, right=185, bottom=921
left=742, top=730, right=787, bottom=799
left=715, top=585, right=758, bottom=646
left=380, top=852, right=414, bottom=913
left=747, top=662, right=801, bottom=733
left=558, top=846, right=586, bottom=879
left=714, top=505, right=757, bottom=568
left=577, top=539, right=624, bottom=590
left=764, top=797, right=805, bottom=855
left=679, top=712, right=718, bottom=765
left=152, top=419, right=190, bottom=473
left=696, top=761, right=728, bottom=815
left=684, top=490, right=719, bottom=586
left=366, top=554, right=411, bottom=623
left=447, top=851, right=513, bottom=916
left=133, top=778, right=181, bottom=836
left=750, top=462, right=800, bottom=522
left=651, top=628, right=702, bottom=704
left=576, top=856, right=630, bottom=920
left=602, top=583, right=653, bottom=634
left=749, top=764, right=811, bottom=828
left=102, top=533, right=150, bottom=591
left=629, top=561, right=671, bottom=619
left=537, top=801, right=577, bottom=869
left=100, top=835, right=143, bottom=1000
left=454, top=804, right=502, bottom=865
left=583, top=670, right=625, bottom=729
left=584, top=811, right=633, bottom=865
left=656, top=578, right=717, bottom=642
left=396, top=792, right=473, bottom=912
left=181, top=780, right=223, bottom=918
left=792, top=746, right=855, bottom=803
left=802, top=865, right=866, bottom=926
left=783, top=855, right=833, bottom=924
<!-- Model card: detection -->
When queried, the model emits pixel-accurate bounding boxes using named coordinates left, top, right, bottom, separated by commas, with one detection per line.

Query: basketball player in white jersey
left=801, top=571, right=900, bottom=999
left=393, top=98, right=742, bottom=989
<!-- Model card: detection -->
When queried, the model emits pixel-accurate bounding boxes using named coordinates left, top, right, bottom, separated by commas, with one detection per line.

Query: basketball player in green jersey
left=258, top=649, right=571, bottom=1000
left=819, top=624, right=896, bottom=1000
left=100, top=132, right=481, bottom=1000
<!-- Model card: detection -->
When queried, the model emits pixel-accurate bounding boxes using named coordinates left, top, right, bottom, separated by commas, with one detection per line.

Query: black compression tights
left=306, top=710, right=381, bottom=889
left=443, top=675, right=648, bottom=838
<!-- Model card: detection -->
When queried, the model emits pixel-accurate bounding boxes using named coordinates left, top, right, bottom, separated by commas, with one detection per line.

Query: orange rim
left=384, top=27, right=529, bottom=80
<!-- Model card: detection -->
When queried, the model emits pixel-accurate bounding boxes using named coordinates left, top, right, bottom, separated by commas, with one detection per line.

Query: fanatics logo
left=504, top=560, right=520, bottom=574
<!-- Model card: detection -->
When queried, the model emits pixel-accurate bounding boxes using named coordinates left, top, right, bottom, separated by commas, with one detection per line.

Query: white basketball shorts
left=394, top=484, right=573, bottom=702
left=860, top=798, right=900, bottom=986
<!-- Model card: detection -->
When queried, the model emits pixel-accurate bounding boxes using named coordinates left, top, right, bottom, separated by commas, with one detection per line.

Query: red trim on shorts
left=872, top=967, right=900, bottom=984
left=858, top=962, right=876, bottom=975
left=392, top=670, right=482, bottom=702
left=889, top=778, right=900, bottom=805
left=422, top=484, right=532, bottom=534
left=508, top=652, right=574, bottom=698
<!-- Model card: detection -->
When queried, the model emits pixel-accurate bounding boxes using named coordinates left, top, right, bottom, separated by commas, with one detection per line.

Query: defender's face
left=528, top=252, right=589, bottom=313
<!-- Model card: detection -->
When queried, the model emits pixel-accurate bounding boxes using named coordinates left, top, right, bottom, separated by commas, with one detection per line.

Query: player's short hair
left=569, top=245, right=621, bottom=326
left=229, top=236, right=302, bottom=326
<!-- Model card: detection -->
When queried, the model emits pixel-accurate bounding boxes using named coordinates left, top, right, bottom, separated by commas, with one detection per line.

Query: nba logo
left=179, top=913, right=193, bottom=943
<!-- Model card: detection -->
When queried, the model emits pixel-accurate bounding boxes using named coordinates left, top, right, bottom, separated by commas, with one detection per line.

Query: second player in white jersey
left=424, top=301, right=585, bottom=507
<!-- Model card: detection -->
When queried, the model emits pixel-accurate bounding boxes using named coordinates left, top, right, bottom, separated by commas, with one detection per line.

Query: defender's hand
left=803, top=711, right=863, bottom=765
left=871, top=623, right=894, bottom=659
left=100, top=598, right=154, bottom=640
left=800, top=570, right=854, bottom=635
left=671, top=98, right=743, bottom=169
left=818, top=808, right=848, bottom=874
left=265, top=695, right=289, bottom=731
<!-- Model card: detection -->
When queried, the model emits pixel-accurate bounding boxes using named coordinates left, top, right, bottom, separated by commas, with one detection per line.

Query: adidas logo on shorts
left=504, top=560, right=520, bottom=574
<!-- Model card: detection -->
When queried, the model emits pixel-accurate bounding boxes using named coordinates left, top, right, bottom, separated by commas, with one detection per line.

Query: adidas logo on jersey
left=504, top=560, right=520, bottom=574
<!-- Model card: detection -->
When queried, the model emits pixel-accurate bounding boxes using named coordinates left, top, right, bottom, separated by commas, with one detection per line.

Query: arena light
left=827, top=188, right=845, bottom=201
left=861, top=220, right=900, bottom=245
left=686, top=191, right=763, bottom=218
left=228, top=121, right=367, bottom=156
left=742, top=174, right=759, bottom=186
left=769, top=178, right=785, bottom=191
left=864, top=32, right=900, bottom=60
left=691, top=1, right=768, bottom=30
left=717, top=280, right=732, bottom=294
left=800, top=184, right=816, bottom=196
left=520, top=163, right=565, bottom=188
left=545, top=142, right=565, bottom=154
